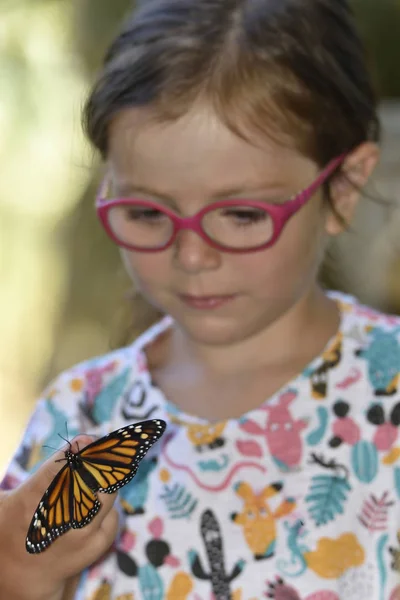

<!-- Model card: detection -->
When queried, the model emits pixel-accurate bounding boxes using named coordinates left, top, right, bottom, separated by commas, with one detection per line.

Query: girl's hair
left=83, top=0, right=381, bottom=343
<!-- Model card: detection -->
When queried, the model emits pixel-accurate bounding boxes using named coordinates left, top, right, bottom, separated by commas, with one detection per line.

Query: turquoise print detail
left=351, top=440, right=379, bottom=484
left=377, top=533, right=389, bottom=600
left=302, top=365, right=315, bottom=378
left=160, top=481, right=198, bottom=519
left=277, top=520, right=309, bottom=577
left=138, top=564, right=164, bottom=600
left=356, top=327, right=400, bottom=395
left=306, top=473, right=351, bottom=526
left=272, top=456, right=294, bottom=472
left=306, top=407, right=329, bottom=446
left=165, top=402, right=182, bottom=417
left=198, top=454, right=230, bottom=472
left=394, top=467, right=400, bottom=499
left=92, top=367, right=131, bottom=424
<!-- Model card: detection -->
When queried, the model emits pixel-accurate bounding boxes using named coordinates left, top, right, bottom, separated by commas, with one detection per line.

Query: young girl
left=1, top=1, right=399, bottom=599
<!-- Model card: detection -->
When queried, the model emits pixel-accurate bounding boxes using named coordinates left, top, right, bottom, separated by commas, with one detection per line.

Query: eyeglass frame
left=95, top=153, right=346, bottom=254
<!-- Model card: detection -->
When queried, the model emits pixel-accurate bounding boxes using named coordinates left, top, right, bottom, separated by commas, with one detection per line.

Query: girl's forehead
left=108, top=105, right=317, bottom=193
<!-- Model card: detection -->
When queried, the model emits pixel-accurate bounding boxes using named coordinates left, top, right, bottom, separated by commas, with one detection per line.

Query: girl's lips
left=178, top=294, right=237, bottom=310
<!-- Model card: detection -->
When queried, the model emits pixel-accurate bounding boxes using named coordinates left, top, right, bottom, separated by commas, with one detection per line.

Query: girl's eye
left=124, top=207, right=165, bottom=221
left=222, top=208, right=268, bottom=225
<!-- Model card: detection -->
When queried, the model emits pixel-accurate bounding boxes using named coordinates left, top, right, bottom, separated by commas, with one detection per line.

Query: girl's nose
left=172, top=229, right=221, bottom=273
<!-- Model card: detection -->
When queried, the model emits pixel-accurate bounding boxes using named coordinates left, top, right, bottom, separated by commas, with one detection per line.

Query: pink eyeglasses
left=96, top=154, right=345, bottom=253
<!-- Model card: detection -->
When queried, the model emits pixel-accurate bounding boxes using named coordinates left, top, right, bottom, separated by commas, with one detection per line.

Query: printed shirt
left=2, top=291, right=400, bottom=600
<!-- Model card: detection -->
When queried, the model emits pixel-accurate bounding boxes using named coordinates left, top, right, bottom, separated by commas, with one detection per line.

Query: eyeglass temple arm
left=286, top=153, right=346, bottom=214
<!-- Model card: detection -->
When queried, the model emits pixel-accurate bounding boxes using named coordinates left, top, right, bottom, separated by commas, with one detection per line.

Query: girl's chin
left=173, top=312, right=255, bottom=347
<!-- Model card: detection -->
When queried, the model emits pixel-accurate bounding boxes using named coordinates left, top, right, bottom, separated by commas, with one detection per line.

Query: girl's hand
left=0, top=437, right=119, bottom=600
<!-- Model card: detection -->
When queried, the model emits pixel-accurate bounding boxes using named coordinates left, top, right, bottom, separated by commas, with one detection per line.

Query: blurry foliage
left=72, top=0, right=132, bottom=74
left=352, top=0, right=400, bottom=98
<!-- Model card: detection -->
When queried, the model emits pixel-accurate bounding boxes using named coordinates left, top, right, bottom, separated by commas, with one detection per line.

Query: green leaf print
left=160, top=482, right=198, bottom=519
left=306, top=474, right=351, bottom=526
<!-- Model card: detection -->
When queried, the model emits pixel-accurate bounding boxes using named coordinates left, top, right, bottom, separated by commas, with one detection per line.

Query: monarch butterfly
left=26, top=419, right=166, bottom=554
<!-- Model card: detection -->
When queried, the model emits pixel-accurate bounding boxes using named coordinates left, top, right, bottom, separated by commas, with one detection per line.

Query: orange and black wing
left=78, top=419, right=166, bottom=493
left=26, top=462, right=101, bottom=554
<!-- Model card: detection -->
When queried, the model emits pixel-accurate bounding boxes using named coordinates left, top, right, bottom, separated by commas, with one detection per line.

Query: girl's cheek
left=121, top=250, right=154, bottom=276
left=237, top=223, right=325, bottom=289
left=121, top=252, right=175, bottom=294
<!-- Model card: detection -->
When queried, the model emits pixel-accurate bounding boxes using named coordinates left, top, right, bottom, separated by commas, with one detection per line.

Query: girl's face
left=107, top=106, right=335, bottom=346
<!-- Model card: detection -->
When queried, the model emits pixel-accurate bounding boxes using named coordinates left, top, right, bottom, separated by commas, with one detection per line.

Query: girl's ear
left=325, top=142, right=380, bottom=236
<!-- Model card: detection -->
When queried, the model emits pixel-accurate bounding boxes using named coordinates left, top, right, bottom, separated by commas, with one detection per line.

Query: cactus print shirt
left=2, top=292, right=400, bottom=600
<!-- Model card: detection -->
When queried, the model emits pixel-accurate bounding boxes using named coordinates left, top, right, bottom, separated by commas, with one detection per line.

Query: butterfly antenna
left=42, top=444, right=57, bottom=452
left=58, top=433, right=72, bottom=450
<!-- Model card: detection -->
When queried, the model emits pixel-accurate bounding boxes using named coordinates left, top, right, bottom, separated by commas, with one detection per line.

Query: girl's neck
left=146, top=285, right=340, bottom=379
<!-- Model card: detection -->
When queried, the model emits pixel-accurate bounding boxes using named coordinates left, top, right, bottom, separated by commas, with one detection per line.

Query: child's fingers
left=61, top=507, right=120, bottom=579
left=85, top=507, right=120, bottom=563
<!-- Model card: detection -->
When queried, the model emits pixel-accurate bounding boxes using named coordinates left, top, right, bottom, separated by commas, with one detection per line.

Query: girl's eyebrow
left=116, top=183, right=174, bottom=203
left=114, top=180, right=290, bottom=202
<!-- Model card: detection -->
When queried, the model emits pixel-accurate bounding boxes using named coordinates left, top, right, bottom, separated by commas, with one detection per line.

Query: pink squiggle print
left=161, top=432, right=266, bottom=492
left=335, top=367, right=362, bottom=390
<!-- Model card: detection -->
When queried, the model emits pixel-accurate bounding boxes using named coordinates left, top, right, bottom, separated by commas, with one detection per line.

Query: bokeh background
left=1, top=0, right=400, bottom=474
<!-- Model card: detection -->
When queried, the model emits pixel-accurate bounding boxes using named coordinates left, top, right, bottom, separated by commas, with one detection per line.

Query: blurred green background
left=1, top=0, right=400, bottom=472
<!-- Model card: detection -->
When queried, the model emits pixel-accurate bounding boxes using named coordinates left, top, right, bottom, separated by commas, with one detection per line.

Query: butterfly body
left=64, top=449, right=101, bottom=490
left=26, top=419, right=166, bottom=554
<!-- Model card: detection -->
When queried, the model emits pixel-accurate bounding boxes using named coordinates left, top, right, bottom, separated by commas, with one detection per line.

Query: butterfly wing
left=78, top=419, right=167, bottom=493
left=26, top=463, right=73, bottom=554
left=69, top=468, right=101, bottom=529
left=26, top=461, right=102, bottom=554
